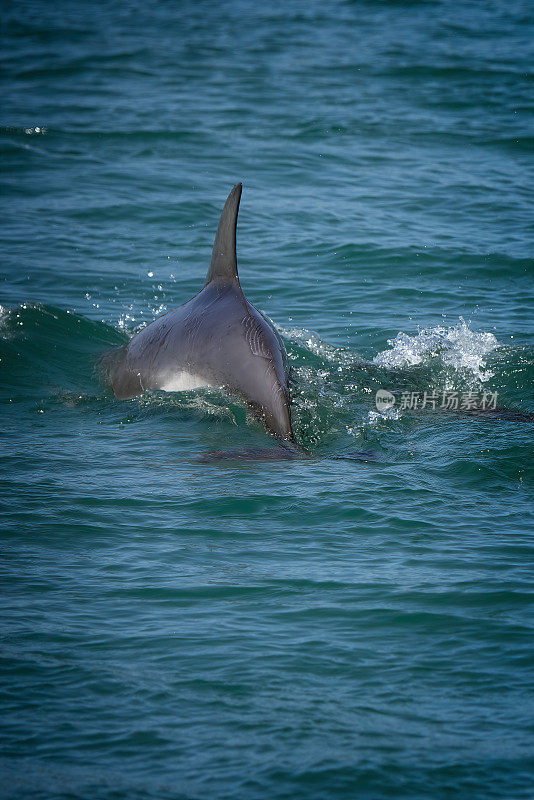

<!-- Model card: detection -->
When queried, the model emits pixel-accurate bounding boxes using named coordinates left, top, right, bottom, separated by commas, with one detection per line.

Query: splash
left=346, top=407, right=401, bottom=438
left=373, top=319, right=499, bottom=382
left=278, top=326, right=358, bottom=366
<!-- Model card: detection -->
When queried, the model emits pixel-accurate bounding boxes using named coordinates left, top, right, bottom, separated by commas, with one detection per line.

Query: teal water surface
left=1, top=1, right=534, bottom=798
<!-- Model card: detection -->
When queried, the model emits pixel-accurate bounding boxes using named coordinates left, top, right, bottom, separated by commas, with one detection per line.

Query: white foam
left=373, top=318, right=499, bottom=381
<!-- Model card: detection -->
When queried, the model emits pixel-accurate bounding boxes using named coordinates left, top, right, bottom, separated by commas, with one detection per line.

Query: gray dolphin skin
left=108, top=183, right=294, bottom=442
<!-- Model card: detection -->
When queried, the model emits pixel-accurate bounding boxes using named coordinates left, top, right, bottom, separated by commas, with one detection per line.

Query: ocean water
left=1, top=1, right=533, bottom=798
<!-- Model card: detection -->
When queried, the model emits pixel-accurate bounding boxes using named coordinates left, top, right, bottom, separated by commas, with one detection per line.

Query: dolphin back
left=104, top=182, right=295, bottom=445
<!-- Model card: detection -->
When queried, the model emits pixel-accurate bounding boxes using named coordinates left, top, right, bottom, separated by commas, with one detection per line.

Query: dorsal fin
left=205, top=183, right=242, bottom=286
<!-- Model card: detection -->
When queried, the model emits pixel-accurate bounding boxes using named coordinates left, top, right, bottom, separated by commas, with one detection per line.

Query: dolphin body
left=107, top=183, right=294, bottom=443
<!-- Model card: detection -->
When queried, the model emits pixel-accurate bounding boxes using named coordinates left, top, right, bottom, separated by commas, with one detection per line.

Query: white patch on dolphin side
left=160, top=372, right=212, bottom=392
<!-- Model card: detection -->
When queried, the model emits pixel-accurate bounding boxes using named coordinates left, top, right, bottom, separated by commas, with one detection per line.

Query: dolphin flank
left=106, top=183, right=294, bottom=442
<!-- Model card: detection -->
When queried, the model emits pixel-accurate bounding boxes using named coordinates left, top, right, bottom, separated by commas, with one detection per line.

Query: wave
left=1, top=304, right=532, bottom=453
left=0, top=303, right=124, bottom=399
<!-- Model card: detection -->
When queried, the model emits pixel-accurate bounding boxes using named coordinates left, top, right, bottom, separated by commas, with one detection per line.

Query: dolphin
left=106, top=183, right=295, bottom=443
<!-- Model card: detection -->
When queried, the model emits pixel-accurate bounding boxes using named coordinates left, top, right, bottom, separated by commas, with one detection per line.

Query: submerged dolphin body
left=107, top=183, right=294, bottom=442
